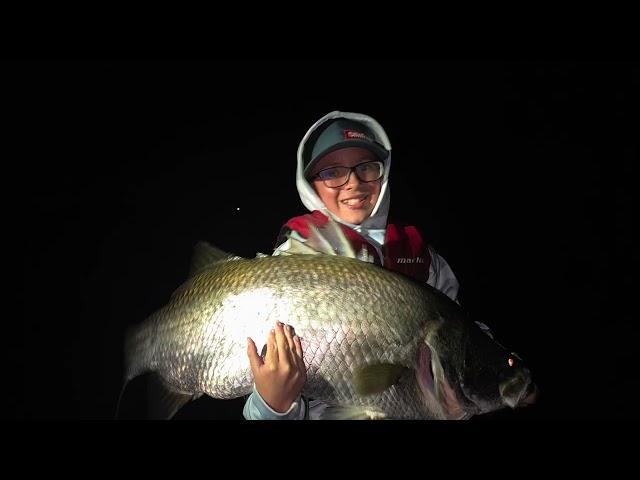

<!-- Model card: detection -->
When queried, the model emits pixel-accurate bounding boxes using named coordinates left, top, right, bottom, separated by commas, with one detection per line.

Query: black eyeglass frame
left=311, top=160, right=385, bottom=188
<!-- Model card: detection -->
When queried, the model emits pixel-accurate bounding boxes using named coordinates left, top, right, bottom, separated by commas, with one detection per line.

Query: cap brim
left=305, top=141, right=389, bottom=177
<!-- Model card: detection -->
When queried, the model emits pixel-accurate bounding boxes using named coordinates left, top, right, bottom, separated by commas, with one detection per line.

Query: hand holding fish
left=247, top=321, right=307, bottom=413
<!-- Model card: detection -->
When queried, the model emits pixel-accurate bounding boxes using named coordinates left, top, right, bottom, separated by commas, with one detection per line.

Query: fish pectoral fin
left=318, top=406, right=387, bottom=420
left=188, top=241, right=242, bottom=278
left=353, top=364, right=409, bottom=396
left=147, top=374, right=198, bottom=420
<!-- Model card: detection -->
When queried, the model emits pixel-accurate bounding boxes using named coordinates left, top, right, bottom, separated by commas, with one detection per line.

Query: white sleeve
left=426, top=246, right=460, bottom=303
left=243, top=386, right=307, bottom=420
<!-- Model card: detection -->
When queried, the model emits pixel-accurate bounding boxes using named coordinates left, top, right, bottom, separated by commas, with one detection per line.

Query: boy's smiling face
left=309, top=147, right=382, bottom=225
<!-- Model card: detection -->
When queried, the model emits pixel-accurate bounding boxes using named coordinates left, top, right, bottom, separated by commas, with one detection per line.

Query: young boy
left=244, top=111, right=461, bottom=420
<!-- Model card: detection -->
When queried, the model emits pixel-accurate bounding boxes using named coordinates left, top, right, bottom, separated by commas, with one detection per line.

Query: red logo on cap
left=344, top=129, right=372, bottom=142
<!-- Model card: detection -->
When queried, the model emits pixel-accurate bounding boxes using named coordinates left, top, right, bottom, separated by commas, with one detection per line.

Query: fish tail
left=124, top=319, right=155, bottom=381
left=115, top=319, right=155, bottom=419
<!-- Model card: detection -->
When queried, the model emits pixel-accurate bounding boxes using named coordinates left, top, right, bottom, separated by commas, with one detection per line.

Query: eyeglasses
left=312, top=160, right=384, bottom=188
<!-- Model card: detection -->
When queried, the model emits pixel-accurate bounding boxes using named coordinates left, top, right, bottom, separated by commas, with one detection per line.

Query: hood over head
left=296, top=111, right=392, bottom=250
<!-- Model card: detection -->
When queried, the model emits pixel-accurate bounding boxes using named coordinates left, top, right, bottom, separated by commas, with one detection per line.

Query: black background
left=12, top=60, right=636, bottom=421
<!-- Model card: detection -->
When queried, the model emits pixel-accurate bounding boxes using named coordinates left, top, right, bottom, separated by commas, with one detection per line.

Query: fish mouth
left=517, top=381, right=539, bottom=407
left=499, top=373, right=538, bottom=409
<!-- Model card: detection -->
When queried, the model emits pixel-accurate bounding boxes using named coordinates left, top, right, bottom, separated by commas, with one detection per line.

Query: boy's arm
left=243, top=386, right=307, bottom=420
left=427, top=246, right=460, bottom=303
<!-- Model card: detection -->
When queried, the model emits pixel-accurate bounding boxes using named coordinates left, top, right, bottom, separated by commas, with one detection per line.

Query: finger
left=293, top=334, right=306, bottom=371
left=246, top=337, right=264, bottom=373
left=264, top=328, right=278, bottom=367
left=293, top=333, right=304, bottom=359
left=283, top=323, right=297, bottom=352
left=283, top=324, right=300, bottom=369
left=274, top=322, right=291, bottom=365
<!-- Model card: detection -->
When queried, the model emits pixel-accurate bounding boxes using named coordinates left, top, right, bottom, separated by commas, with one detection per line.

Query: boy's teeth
left=342, top=196, right=365, bottom=205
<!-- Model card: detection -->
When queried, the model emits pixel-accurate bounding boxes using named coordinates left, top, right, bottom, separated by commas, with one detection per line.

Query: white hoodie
left=243, top=111, right=461, bottom=420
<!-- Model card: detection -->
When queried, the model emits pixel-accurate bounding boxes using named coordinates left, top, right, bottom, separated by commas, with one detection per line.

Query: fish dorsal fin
left=285, top=216, right=357, bottom=258
left=353, top=363, right=409, bottom=396
left=188, top=241, right=241, bottom=278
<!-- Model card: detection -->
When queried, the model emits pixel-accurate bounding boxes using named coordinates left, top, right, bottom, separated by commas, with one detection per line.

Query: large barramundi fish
left=119, top=218, right=537, bottom=419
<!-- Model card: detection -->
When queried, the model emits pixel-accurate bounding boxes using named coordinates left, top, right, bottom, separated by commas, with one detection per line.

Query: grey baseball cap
left=303, top=118, right=389, bottom=177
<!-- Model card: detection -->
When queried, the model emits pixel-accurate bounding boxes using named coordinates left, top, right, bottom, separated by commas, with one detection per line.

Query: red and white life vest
left=280, top=210, right=432, bottom=283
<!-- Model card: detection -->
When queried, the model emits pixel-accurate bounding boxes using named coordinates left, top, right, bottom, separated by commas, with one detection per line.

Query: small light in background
left=236, top=207, right=240, bottom=211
